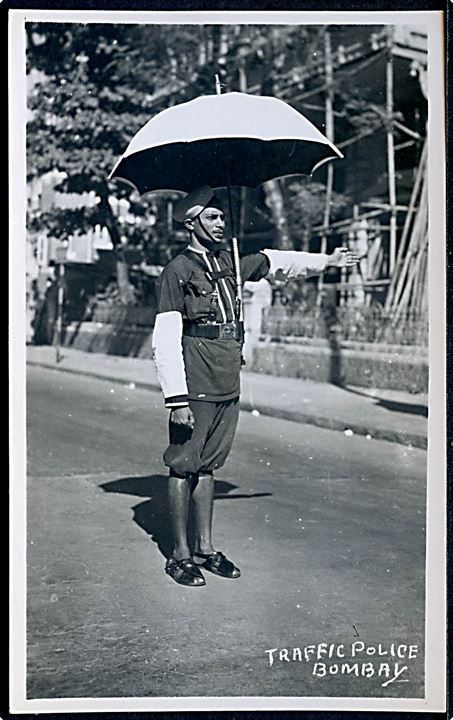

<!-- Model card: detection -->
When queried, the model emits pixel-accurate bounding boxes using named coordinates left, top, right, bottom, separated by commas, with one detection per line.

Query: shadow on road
left=343, top=385, right=428, bottom=417
left=100, top=474, right=272, bottom=560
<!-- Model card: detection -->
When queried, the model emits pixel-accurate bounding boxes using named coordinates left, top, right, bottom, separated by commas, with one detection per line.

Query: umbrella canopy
left=109, top=92, right=343, bottom=194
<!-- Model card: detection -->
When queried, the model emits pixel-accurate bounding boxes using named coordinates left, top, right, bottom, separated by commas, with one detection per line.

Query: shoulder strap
left=180, top=248, right=210, bottom=278
left=181, top=249, right=235, bottom=282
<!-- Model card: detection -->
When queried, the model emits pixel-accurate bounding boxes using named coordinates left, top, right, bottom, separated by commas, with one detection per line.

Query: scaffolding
left=306, top=26, right=428, bottom=319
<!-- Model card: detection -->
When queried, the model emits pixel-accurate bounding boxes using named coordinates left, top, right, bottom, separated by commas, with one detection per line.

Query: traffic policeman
left=152, top=185, right=358, bottom=586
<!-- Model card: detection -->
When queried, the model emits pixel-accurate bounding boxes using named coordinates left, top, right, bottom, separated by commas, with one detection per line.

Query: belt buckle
left=219, top=323, right=236, bottom=339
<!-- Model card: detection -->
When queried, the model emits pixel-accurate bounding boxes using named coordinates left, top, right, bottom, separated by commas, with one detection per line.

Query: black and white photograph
left=9, top=8, right=446, bottom=714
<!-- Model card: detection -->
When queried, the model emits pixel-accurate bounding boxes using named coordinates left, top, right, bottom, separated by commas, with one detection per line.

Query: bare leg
left=191, top=472, right=215, bottom=555
left=168, top=474, right=192, bottom=560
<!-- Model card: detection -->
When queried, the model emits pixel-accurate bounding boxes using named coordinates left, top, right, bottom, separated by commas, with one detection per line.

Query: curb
left=27, top=359, right=427, bottom=451
left=240, top=402, right=427, bottom=450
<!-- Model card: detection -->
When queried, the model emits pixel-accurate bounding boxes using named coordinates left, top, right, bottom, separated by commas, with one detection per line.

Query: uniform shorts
left=164, top=397, right=240, bottom=477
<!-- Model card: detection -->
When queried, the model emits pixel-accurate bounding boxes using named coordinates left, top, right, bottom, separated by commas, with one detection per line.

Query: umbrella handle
left=227, top=185, right=243, bottom=321
left=231, top=236, right=243, bottom=321
left=226, top=174, right=243, bottom=322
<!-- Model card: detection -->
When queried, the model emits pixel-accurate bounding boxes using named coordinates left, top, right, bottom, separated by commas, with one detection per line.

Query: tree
left=26, top=22, right=216, bottom=303
left=286, top=176, right=349, bottom=247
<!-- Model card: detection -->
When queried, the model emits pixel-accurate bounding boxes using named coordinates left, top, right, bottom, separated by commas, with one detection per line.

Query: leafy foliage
left=27, top=24, right=153, bottom=204
left=286, top=177, right=349, bottom=240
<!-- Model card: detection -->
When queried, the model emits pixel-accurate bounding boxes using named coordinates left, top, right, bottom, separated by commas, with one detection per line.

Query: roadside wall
left=249, top=337, right=428, bottom=393
left=60, top=313, right=428, bottom=393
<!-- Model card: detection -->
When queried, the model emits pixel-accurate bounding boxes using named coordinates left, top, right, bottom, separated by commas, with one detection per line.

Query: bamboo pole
left=420, top=252, right=429, bottom=313
left=386, top=27, right=398, bottom=276
left=390, top=218, right=422, bottom=315
left=412, top=245, right=428, bottom=313
left=395, top=140, right=426, bottom=257
left=415, top=219, right=429, bottom=316
left=390, top=176, right=427, bottom=312
left=312, top=207, right=387, bottom=234
left=361, top=202, right=413, bottom=212
left=392, top=214, right=427, bottom=320
left=385, top=140, right=427, bottom=309
left=317, top=30, right=335, bottom=309
left=394, top=234, right=428, bottom=320
left=393, top=119, right=424, bottom=142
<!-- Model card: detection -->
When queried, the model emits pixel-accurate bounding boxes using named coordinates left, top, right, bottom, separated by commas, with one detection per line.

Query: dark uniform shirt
left=156, top=247, right=269, bottom=402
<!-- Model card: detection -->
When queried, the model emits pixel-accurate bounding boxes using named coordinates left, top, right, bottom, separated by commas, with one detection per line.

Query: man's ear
left=184, top=218, right=195, bottom=232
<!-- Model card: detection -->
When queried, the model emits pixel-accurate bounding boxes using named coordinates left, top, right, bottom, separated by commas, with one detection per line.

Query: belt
left=183, top=320, right=243, bottom=340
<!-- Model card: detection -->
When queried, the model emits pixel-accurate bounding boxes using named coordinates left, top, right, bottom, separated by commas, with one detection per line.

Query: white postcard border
left=9, top=8, right=446, bottom=714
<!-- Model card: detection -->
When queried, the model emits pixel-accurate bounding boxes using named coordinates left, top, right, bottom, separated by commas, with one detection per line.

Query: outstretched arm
left=326, top=247, right=359, bottom=268
left=261, top=247, right=358, bottom=280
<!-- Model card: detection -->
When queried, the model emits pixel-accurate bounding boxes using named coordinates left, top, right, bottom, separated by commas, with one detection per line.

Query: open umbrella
left=109, top=90, right=343, bottom=317
left=109, top=91, right=342, bottom=194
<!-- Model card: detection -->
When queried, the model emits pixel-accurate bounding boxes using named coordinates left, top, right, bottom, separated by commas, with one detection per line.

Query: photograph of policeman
left=16, top=12, right=443, bottom=712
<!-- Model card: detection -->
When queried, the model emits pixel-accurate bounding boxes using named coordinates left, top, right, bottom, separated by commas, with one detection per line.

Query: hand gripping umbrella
left=109, top=90, right=343, bottom=319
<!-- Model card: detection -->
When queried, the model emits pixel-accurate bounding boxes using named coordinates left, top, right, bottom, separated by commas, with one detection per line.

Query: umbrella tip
left=214, top=74, right=222, bottom=95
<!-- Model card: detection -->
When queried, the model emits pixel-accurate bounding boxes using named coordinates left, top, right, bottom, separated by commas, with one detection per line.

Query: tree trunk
left=263, top=179, right=293, bottom=250
left=114, top=254, right=135, bottom=305
left=98, top=191, right=136, bottom=305
left=260, top=44, right=292, bottom=251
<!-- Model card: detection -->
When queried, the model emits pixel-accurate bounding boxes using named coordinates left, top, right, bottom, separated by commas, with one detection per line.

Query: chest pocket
left=184, top=277, right=216, bottom=321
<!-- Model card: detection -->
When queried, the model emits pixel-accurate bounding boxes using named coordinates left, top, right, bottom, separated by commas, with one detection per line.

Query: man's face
left=192, top=207, right=225, bottom=244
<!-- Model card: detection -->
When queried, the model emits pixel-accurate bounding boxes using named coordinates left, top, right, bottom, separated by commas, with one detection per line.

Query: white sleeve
left=261, top=249, right=329, bottom=280
left=152, top=310, right=189, bottom=408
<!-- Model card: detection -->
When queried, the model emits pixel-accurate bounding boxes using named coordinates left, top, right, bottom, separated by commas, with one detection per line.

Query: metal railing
left=261, top=304, right=428, bottom=346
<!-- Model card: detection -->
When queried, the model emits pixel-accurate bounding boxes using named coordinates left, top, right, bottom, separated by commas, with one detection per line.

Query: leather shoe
left=193, top=551, right=241, bottom=579
left=165, top=557, right=206, bottom=586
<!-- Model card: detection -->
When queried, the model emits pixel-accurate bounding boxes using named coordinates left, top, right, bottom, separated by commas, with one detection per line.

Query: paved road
left=26, top=366, right=426, bottom=700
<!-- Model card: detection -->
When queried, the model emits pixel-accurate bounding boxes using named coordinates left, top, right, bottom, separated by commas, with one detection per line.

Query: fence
left=261, top=304, right=428, bottom=347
